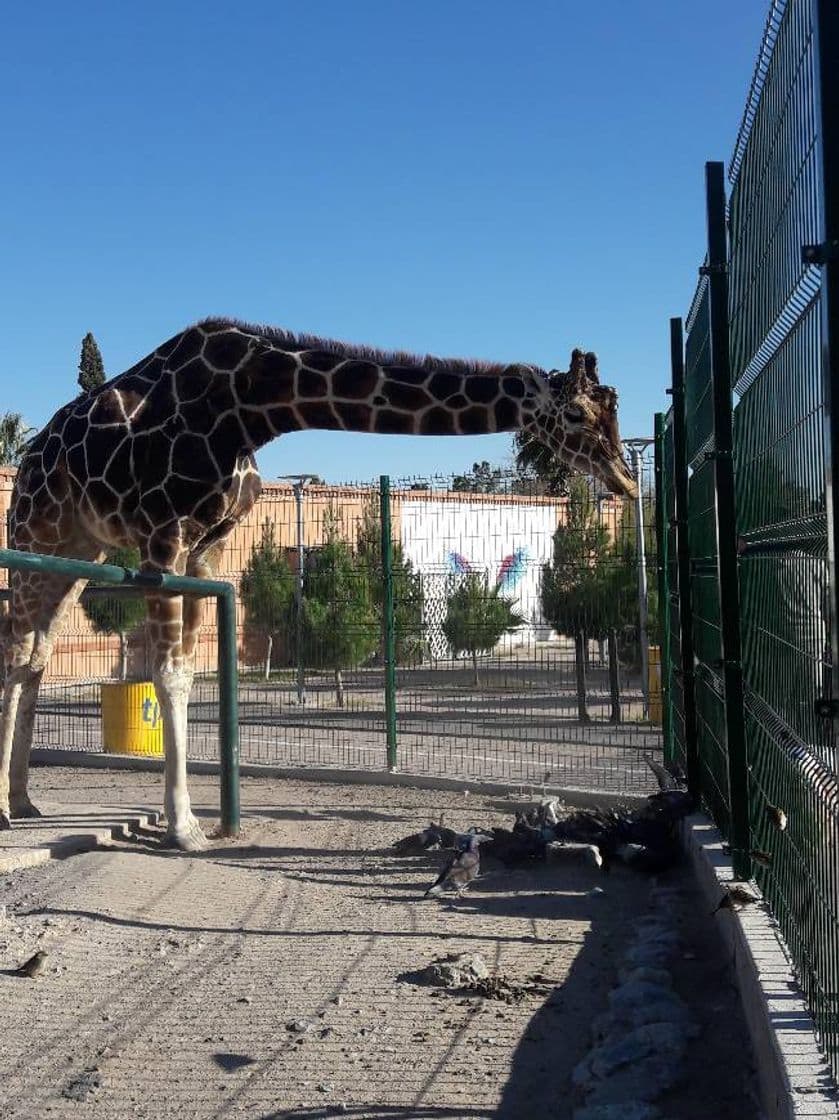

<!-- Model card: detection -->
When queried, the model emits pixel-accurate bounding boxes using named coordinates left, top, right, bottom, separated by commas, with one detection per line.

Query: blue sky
left=1, top=1, right=767, bottom=484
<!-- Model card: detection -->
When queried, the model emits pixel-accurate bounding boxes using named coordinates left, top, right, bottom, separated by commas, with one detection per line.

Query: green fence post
left=217, top=589, right=240, bottom=837
left=669, top=318, right=701, bottom=797
left=379, top=476, right=398, bottom=771
left=705, top=160, right=750, bottom=881
left=815, top=0, right=839, bottom=730
left=654, top=412, right=674, bottom=762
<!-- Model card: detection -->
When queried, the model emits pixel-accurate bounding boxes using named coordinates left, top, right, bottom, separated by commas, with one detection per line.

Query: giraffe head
left=525, top=348, right=638, bottom=497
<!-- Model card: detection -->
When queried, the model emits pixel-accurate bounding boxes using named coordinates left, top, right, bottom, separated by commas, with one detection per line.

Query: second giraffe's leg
left=147, top=590, right=206, bottom=851
left=1, top=570, right=92, bottom=826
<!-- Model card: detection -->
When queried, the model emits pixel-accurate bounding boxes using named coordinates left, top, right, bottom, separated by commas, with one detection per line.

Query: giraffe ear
left=584, top=352, right=599, bottom=384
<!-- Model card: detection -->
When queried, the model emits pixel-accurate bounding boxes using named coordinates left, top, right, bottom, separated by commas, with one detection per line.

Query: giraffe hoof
left=10, top=797, right=42, bottom=820
left=165, top=816, right=209, bottom=852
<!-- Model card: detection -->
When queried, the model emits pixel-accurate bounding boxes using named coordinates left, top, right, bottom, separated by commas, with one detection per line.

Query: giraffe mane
left=197, top=317, right=548, bottom=379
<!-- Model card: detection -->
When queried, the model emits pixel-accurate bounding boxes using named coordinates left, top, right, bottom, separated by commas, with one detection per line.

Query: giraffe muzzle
left=603, top=456, right=639, bottom=499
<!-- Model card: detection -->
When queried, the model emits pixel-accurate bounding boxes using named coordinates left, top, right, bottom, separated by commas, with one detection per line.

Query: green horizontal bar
left=738, top=537, right=827, bottom=557
left=0, top=548, right=231, bottom=599
left=0, top=545, right=240, bottom=838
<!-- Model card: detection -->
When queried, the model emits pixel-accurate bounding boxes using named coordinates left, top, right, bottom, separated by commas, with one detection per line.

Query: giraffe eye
left=565, top=406, right=585, bottom=424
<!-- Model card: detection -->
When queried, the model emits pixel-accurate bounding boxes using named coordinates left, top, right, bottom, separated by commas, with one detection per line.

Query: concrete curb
left=29, top=747, right=649, bottom=810
left=0, top=809, right=161, bottom=874
left=682, top=814, right=839, bottom=1119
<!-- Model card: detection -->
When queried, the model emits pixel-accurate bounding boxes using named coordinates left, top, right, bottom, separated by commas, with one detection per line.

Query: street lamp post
left=623, top=439, right=654, bottom=719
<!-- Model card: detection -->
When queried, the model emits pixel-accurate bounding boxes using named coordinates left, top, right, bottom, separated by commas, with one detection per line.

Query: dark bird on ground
left=712, top=884, right=760, bottom=914
left=393, top=821, right=458, bottom=856
left=514, top=812, right=549, bottom=840
left=642, top=789, right=696, bottom=823
left=765, top=804, right=788, bottom=832
left=424, top=833, right=488, bottom=898
left=644, top=755, right=685, bottom=792
left=14, top=951, right=47, bottom=978
left=481, top=825, right=544, bottom=866
left=554, top=803, right=683, bottom=873
left=615, top=841, right=677, bottom=874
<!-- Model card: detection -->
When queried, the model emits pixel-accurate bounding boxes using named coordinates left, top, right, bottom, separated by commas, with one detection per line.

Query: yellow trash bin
left=648, top=645, right=662, bottom=725
left=101, top=681, right=164, bottom=757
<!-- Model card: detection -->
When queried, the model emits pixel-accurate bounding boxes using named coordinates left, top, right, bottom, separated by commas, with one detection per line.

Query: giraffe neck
left=188, top=320, right=546, bottom=451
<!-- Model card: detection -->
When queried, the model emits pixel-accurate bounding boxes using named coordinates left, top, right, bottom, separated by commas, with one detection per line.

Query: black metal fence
left=10, top=462, right=662, bottom=793
left=657, top=0, right=839, bottom=1073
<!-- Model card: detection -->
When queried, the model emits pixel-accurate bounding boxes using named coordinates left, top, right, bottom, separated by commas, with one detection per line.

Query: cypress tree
left=239, top=521, right=296, bottom=679
left=443, top=572, right=524, bottom=686
left=78, top=332, right=106, bottom=392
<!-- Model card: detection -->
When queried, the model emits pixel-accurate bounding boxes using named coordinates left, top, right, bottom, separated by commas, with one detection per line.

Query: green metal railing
left=0, top=547, right=240, bottom=836
left=657, top=0, right=839, bottom=1074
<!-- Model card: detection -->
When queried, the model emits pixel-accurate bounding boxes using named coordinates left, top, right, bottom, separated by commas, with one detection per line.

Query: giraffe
left=0, top=318, right=638, bottom=850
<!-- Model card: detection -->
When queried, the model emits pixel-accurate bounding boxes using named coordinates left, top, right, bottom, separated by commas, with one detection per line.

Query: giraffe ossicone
left=0, top=318, right=637, bottom=849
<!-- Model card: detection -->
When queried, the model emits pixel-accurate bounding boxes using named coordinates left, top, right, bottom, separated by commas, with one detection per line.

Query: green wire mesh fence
left=1, top=462, right=662, bottom=794
left=658, top=0, right=839, bottom=1074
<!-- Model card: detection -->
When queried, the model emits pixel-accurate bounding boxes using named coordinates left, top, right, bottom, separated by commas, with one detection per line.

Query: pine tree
left=356, top=496, right=425, bottom=665
left=81, top=546, right=147, bottom=680
left=540, top=479, right=619, bottom=721
left=299, top=513, right=378, bottom=706
left=239, top=521, right=296, bottom=679
left=442, top=572, right=524, bottom=686
left=539, top=480, right=645, bottom=722
left=451, top=460, right=505, bottom=493
left=78, top=332, right=106, bottom=392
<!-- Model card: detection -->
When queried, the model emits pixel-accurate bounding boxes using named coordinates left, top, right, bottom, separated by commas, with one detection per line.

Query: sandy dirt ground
left=0, top=767, right=760, bottom=1120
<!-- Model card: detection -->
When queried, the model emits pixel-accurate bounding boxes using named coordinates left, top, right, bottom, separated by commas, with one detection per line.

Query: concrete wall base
left=682, top=814, right=839, bottom=1119
left=29, top=747, right=648, bottom=810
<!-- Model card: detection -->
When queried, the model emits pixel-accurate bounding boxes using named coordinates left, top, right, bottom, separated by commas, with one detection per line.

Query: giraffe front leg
left=147, top=590, right=206, bottom=852
left=154, top=663, right=207, bottom=851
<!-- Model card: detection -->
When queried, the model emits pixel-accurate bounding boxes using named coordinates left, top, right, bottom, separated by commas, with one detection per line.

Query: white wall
left=399, top=498, right=560, bottom=657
